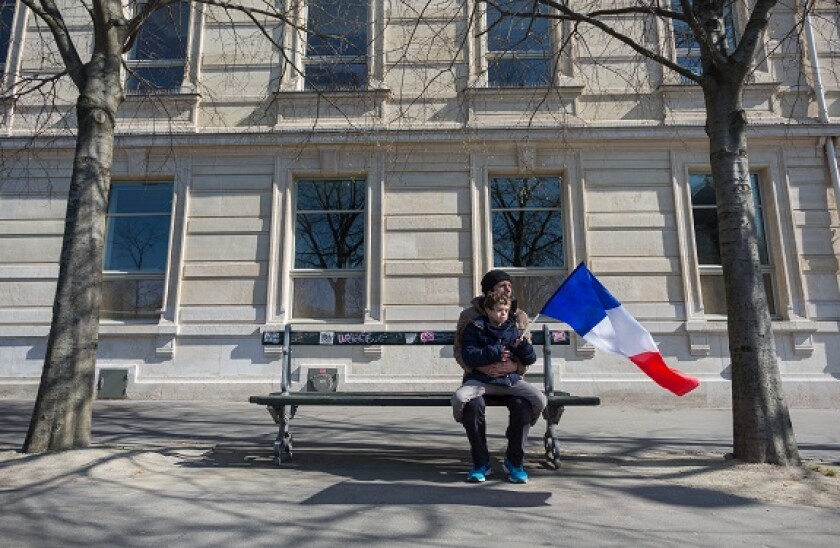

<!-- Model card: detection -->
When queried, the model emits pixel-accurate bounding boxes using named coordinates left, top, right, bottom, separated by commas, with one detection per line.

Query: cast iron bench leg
left=271, top=404, right=294, bottom=465
left=543, top=405, right=565, bottom=469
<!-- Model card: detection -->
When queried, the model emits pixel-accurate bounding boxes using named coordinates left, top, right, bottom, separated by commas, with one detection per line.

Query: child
left=451, top=290, right=548, bottom=430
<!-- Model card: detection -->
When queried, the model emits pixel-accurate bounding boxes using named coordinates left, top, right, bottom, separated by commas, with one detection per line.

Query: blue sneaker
left=503, top=458, right=528, bottom=483
left=466, top=463, right=492, bottom=483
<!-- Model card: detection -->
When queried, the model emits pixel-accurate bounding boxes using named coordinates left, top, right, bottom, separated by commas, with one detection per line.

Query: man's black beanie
left=481, top=269, right=512, bottom=294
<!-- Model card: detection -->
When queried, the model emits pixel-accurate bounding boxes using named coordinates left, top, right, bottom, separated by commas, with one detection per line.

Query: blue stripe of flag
left=539, top=262, right=621, bottom=336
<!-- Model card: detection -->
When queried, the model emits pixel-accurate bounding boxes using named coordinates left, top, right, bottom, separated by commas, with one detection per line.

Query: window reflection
left=305, top=0, right=368, bottom=90
left=102, top=182, right=173, bottom=320
left=690, top=173, right=775, bottom=316
left=490, top=177, right=564, bottom=268
left=104, top=216, right=171, bottom=271
left=487, top=0, right=552, bottom=87
left=101, top=278, right=165, bottom=320
left=690, top=174, right=768, bottom=266
left=491, top=176, right=565, bottom=315
left=293, top=179, right=366, bottom=320
left=126, top=1, right=190, bottom=93
left=671, top=0, right=736, bottom=82
left=295, top=179, right=365, bottom=269
left=511, top=275, right=564, bottom=317
left=292, top=277, right=364, bottom=320
left=0, top=0, right=15, bottom=78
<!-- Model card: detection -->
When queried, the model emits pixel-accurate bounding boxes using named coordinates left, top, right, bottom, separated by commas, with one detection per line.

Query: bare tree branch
left=731, top=0, right=779, bottom=75
left=20, top=0, right=86, bottom=88
left=531, top=0, right=704, bottom=83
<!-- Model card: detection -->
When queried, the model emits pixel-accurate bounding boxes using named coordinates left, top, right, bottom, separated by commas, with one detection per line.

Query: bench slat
left=248, top=393, right=600, bottom=407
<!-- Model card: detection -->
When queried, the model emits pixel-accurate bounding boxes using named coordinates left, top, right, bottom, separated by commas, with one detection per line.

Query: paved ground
left=1, top=400, right=839, bottom=547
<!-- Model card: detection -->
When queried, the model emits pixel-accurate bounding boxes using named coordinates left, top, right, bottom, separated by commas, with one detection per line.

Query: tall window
left=0, top=0, right=16, bottom=80
left=671, top=0, right=736, bottom=81
left=293, top=179, right=366, bottom=320
left=304, top=0, right=368, bottom=90
left=486, top=0, right=552, bottom=87
left=690, top=173, right=776, bottom=316
left=126, top=1, right=191, bottom=93
left=490, top=176, right=564, bottom=312
left=102, top=182, right=173, bottom=320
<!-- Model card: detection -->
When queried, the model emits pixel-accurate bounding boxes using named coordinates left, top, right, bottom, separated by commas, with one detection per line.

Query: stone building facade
left=1, top=1, right=839, bottom=406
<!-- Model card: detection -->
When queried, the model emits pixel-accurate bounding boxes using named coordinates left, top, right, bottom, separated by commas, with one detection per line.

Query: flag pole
left=521, top=313, right=538, bottom=340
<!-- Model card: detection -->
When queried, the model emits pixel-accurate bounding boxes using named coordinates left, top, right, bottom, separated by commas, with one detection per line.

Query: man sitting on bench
left=453, top=269, right=539, bottom=484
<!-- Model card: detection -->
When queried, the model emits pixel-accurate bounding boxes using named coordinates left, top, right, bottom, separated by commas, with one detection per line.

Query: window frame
left=302, top=0, right=369, bottom=91
left=101, top=180, right=175, bottom=322
left=485, top=173, right=568, bottom=316
left=0, top=0, right=15, bottom=79
left=471, top=148, right=580, bottom=323
left=469, top=0, right=566, bottom=89
left=282, top=0, right=385, bottom=93
left=688, top=172, right=778, bottom=318
left=485, top=0, right=554, bottom=88
left=272, top=152, right=384, bottom=328
left=124, top=0, right=194, bottom=95
left=675, top=155, right=819, bottom=355
left=670, top=0, right=737, bottom=83
left=289, top=176, right=368, bottom=322
left=0, top=0, right=24, bottom=93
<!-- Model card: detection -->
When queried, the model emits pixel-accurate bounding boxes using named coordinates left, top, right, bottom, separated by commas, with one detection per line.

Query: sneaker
left=503, top=458, right=528, bottom=483
left=466, top=463, right=492, bottom=483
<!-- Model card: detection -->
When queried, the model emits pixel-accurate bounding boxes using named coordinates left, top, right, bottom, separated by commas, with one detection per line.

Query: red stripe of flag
left=629, top=351, right=700, bottom=396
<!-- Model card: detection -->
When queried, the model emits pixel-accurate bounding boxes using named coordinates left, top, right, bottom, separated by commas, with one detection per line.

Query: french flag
left=540, top=262, right=700, bottom=396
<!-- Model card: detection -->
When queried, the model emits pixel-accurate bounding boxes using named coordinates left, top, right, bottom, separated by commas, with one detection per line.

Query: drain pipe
left=804, top=12, right=840, bottom=205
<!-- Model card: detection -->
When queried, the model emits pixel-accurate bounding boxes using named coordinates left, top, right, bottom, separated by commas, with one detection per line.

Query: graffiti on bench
left=262, top=330, right=569, bottom=346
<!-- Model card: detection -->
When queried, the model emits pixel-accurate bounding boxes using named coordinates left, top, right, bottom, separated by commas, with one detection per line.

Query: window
left=102, top=182, right=173, bottom=320
left=0, top=0, right=16, bottom=79
left=490, top=176, right=565, bottom=313
left=126, top=1, right=191, bottom=93
left=292, top=178, right=366, bottom=320
left=689, top=173, right=776, bottom=315
left=486, top=0, right=552, bottom=87
left=304, top=0, right=368, bottom=90
left=671, top=0, right=736, bottom=82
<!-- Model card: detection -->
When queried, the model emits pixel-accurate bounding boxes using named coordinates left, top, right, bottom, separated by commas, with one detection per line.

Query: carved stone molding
left=689, top=334, right=711, bottom=356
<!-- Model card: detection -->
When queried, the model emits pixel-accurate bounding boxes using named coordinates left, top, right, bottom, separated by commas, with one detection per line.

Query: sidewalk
left=1, top=400, right=839, bottom=547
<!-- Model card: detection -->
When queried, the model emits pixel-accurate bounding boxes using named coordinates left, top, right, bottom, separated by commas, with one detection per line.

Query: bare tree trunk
left=23, top=49, right=122, bottom=453
left=704, top=81, right=800, bottom=465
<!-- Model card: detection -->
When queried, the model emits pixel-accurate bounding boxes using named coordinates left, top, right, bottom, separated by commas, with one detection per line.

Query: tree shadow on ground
left=176, top=442, right=759, bottom=508
left=4, top=400, right=837, bottom=514
left=178, top=436, right=773, bottom=507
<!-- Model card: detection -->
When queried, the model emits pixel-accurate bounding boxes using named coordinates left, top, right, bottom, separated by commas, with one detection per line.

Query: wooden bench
left=249, top=324, right=600, bottom=467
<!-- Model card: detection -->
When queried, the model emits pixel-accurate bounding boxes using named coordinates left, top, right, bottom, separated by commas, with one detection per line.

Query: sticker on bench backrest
left=336, top=332, right=378, bottom=344
left=262, top=331, right=282, bottom=345
left=551, top=331, right=569, bottom=344
left=320, top=332, right=335, bottom=345
left=530, top=330, right=571, bottom=346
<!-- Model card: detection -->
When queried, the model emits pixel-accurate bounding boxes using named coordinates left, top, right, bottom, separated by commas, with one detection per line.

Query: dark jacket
left=454, top=295, right=530, bottom=373
left=460, top=315, right=537, bottom=386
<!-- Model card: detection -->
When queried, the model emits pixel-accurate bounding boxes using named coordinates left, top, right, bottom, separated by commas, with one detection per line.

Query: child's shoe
left=466, top=462, right=492, bottom=483
left=503, top=458, right=528, bottom=483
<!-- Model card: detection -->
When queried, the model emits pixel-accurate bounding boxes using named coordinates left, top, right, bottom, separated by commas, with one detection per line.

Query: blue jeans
left=461, top=395, right=531, bottom=468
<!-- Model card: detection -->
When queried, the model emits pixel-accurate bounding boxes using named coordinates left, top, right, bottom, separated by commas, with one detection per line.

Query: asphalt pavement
left=1, top=400, right=839, bottom=547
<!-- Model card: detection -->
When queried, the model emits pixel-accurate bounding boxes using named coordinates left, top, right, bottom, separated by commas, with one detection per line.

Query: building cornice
left=1, top=122, right=838, bottom=151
